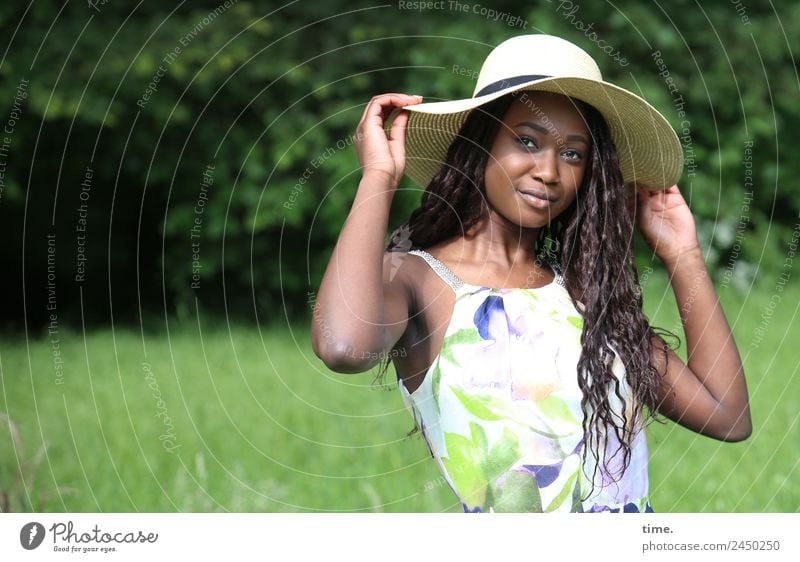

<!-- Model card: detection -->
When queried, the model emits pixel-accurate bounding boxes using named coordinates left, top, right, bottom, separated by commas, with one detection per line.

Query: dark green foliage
left=0, top=1, right=795, bottom=328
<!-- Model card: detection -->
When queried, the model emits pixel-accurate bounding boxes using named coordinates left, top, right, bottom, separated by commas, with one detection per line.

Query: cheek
left=483, top=156, right=510, bottom=198
left=564, top=162, right=586, bottom=186
left=555, top=167, right=585, bottom=211
left=485, top=151, right=526, bottom=189
left=483, top=158, right=524, bottom=218
left=563, top=163, right=587, bottom=194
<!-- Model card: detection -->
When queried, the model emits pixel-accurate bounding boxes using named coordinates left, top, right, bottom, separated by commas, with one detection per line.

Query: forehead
left=503, top=91, right=589, bottom=132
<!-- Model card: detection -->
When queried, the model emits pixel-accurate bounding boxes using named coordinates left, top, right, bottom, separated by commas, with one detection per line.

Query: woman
left=312, top=34, right=751, bottom=512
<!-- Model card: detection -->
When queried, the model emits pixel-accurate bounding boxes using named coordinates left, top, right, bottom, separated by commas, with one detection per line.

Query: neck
left=459, top=209, right=541, bottom=266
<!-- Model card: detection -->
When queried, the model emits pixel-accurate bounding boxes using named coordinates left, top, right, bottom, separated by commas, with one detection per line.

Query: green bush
left=0, top=1, right=796, bottom=327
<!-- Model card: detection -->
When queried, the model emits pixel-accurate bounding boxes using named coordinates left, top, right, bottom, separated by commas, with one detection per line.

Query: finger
left=380, top=96, right=423, bottom=128
left=386, top=110, right=408, bottom=169
left=636, top=184, right=664, bottom=210
left=387, top=108, right=409, bottom=143
left=362, top=93, right=423, bottom=127
left=634, top=182, right=651, bottom=197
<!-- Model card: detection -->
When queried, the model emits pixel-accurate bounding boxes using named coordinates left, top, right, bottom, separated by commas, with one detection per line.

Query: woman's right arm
left=311, top=93, right=423, bottom=373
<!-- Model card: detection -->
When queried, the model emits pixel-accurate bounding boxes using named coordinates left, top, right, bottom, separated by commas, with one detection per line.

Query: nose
left=532, top=150, right=559, bottom=185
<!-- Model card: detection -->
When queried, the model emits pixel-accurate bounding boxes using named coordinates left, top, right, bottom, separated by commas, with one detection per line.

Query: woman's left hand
left=634, top=182, right=752, bottom=442
left=631, top=183, right=700, bottom=265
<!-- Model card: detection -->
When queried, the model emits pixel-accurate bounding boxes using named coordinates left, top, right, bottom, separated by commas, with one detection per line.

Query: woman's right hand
left=314, top=93, right=423, bottom=372
left=354, top=93, right=423, bottom=189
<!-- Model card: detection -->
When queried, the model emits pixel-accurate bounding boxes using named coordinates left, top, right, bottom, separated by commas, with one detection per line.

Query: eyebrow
left=513, top=121, right=589, bottom=145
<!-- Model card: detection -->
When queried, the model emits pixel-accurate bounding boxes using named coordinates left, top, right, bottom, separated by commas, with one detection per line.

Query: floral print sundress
left=398, top=249, right=652, bottom=513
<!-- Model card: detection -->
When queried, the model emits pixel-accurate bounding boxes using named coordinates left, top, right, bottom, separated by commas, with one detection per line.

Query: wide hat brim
left=389, top=75, right=683, bottom=191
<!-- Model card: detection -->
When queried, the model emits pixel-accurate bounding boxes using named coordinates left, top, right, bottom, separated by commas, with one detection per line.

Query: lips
left=516, top=188, right=556, bottom=209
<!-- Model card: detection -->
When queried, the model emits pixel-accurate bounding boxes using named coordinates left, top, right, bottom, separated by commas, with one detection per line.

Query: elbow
left=312, top=338, right=372, bottom=373
left=725, top=420, right=752, bottom=442
left=310, top=313, right=390, bottom=373
left=723, top=428, right=751, bottom=443
left=721, top=410, right=753, bottom=442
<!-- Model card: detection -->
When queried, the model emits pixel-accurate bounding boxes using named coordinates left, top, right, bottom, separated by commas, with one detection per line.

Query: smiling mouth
left=516, top=189, right=556, bottom=209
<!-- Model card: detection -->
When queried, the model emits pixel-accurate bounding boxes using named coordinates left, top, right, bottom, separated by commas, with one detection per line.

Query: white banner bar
left=2, top=513, right=798, bottom=561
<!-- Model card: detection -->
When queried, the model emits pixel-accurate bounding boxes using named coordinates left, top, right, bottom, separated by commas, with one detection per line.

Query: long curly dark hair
left=384, top=91, right=674, bottom=491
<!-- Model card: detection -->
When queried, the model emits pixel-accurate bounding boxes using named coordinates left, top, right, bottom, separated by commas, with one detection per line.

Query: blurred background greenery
left=0, top=0, right=797, bottom=512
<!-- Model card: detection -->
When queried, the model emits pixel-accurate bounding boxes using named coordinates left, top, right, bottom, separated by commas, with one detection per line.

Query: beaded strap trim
left=548, top=259, right=567, bottom=287
left=408, top=249, right=464, bottom=291
left=408, top=249, right=565, bottom=289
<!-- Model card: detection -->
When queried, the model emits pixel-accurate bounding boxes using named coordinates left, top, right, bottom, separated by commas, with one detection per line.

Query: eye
left=561, top=148, right=584, bottom=162
left=517, top=135, right=538, bottom=149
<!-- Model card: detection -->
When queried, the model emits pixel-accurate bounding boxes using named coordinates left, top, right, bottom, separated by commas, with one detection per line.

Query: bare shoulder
left=382, top=244, right=457, bottom=303
left=382, top=245, right=451, bottom=304
left=379, top=249, right=430, bottom=334
left=382, top=247, right=458, bottom=391
left=382, top=249, right=421, bottom=304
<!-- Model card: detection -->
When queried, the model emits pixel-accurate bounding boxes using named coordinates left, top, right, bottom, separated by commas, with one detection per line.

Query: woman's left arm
left=634, top=184, right=752, bottom=442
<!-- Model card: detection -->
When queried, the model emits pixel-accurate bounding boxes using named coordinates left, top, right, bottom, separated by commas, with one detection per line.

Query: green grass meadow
left=1, top=272, right=798, bottom=512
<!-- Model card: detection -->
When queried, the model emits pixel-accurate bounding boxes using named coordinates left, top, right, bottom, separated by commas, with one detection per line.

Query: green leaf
left=438, top=327, right=482, bottom=366
left=537, top=394, right=579, bottom=426
left=469, top=421, right=489, bottom=454
left=491, top=470, right=543, bottom=513
left=441, top=426, right=489, bottom=509
left=567, top=316, right=584, bottom=330
left=450, top=386, right=505, bottom=421
left=483, top=427, right=522, bottom=482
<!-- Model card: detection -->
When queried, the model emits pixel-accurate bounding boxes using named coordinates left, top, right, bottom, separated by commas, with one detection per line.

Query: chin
left=505, top=215, right=553, bottom=231
left=520, top=208, right=565, bottom=227
left=488, top=203, right=562, bottom=231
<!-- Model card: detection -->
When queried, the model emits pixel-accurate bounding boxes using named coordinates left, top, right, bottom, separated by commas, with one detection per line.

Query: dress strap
left=410, top=249, right=566, bottom=290
left=408, top=249, right=464, bottom=291
left=543, top=257, right=567, bottom=288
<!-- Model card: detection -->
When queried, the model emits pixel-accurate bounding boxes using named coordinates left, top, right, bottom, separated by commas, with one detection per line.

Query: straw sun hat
left=391, top=34, right=683, bottom=190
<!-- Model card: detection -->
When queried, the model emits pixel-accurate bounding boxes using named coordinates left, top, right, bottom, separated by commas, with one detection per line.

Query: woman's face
left=483, top=91, right=590, bottom=229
